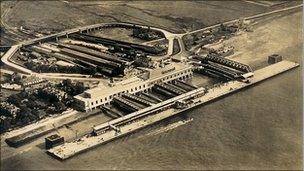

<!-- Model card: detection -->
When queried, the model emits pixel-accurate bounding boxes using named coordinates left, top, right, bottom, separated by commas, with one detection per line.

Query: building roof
left=75, top=62, right=191, bottom=101
left=76, top=76, right=143, bottom=100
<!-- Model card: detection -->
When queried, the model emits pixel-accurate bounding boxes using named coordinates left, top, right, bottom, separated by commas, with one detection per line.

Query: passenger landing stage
left=47, top=60, right=299, bottom=160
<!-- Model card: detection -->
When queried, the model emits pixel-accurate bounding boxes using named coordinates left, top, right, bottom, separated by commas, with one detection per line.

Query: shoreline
left=47, top=60, right=299, bottom=160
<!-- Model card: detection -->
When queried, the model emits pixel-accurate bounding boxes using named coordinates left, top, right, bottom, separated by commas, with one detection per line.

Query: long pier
left=47, top=60, right=299, bottom=160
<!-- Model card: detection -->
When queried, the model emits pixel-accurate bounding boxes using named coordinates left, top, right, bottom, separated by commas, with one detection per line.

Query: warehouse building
left=74, top=62, right=193, bottom=112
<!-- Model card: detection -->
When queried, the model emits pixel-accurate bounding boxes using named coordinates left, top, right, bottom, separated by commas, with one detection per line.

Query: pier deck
left=47, top=60, right=299, bottom=160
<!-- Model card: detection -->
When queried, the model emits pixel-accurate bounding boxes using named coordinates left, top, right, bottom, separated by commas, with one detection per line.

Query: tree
left=20, top=90, right=28, bottom=98
left=62, top=79, right=72, bottom=87
left=0, top=116, right=12, bottom=133
left=133, top=55, right=151, bottom=68
left=28, top=94, right=37, bottom=101
left=25, top=100, right=38, bottom=109
left=37, top=89, right=59, bottom=103
left=7, top=94, right=22, bottom=107
left=24, top=62, right=36, bottom=70
left=16, top=106, right=32, bottom=125
left=54, top=102, right=66, bottom=112
left=0, top=108, right=11, bottom=117
left=11, top=72, right=22, bottom=84
left=63, top=96, right=74, bottom=107
left=74, top=82, right=85, bottom=95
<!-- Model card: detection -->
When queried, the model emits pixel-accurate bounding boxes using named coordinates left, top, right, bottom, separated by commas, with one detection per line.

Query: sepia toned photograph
left=0, top=0, right=302, bottom=170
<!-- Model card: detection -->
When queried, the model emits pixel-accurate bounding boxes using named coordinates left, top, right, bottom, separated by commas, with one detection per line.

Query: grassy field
left=0, top=0, right=300, bottom=46
left=0, top=1, right=302, bottom=170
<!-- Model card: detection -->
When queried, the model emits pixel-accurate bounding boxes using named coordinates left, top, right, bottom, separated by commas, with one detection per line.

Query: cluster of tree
left=8, top=89, right=67, bottom=112
left=55, top=79, right=88, bottom=108
left=14, top=106, right=43, bottom=126
left=132, top=28, right=162, bottom=41
left=0, top=89, right=68, bottom=133
left=56, top=79, right=87, bottom=96
left=0, top=26, right=4, bottom=34
left=7, top=91, right=28, bottom=107
left=0, top=107, right=11, bottom=117
left=133, top=55, right=152, bottom=68
left=5, top=72, right=23, bottom=84
left=1, top=100, right=67, bottom=133
left=219, top=24, right=238, bottom=34
left=24, top=62, right=97, bottom=75
left=36, top=88, right=60, bottom=103
left=0, top=116, right=12, bottom=133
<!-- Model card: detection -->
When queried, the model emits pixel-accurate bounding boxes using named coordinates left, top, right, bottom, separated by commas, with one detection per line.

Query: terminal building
left=74, top=62, right=193, bottom=112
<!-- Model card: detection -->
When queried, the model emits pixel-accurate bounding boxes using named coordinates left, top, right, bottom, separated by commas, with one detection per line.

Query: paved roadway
left=186, top=3, right=303, bottom=36
left=1, top=22, right=184, bottom=77
left=1, top=45, right=34, bottom=74
left=1, top=4, right=302, bottom=79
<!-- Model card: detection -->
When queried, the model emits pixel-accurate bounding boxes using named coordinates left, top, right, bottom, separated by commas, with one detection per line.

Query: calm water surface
left=1, top=50, right=302, bottom=170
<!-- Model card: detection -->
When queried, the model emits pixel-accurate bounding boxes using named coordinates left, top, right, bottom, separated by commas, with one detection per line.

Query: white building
left=74, top=62, right=193, bottom=112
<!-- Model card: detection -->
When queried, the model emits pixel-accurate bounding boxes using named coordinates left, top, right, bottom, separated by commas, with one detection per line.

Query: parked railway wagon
left=69, top=33, right=166, bottom=55
left=57, top=43, right=128, bottom=65
left=60, top=48, right=126, bottom=76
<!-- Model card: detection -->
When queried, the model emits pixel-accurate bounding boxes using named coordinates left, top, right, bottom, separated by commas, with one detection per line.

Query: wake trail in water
left=136, top=118, right=193, bottom=140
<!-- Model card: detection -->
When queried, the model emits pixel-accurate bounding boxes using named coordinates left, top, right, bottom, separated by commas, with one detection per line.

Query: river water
left=1, top=45, right=302, bottom=170
left=1, top=6, right=303, bottom=170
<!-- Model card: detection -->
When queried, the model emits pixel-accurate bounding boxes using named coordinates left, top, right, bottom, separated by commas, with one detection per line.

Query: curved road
left=1, top=4, right=302, bottom=79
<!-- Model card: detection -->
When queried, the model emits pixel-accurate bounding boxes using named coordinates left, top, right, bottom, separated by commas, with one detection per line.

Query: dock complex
left=48, top=61, right=299, bottom=160
left=0, top=5, right=301, bottom=161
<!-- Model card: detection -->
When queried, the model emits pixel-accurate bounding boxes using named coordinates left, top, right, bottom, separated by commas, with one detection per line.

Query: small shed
left=45, top=134, right=64, bottom=149
left=268, top=54, right=283, bottom=64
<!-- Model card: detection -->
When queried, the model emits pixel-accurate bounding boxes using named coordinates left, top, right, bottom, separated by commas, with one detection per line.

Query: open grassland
left=1, top=1, right=300, bottom=35
left=0, top=1, right=302, bottom=170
